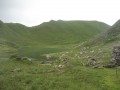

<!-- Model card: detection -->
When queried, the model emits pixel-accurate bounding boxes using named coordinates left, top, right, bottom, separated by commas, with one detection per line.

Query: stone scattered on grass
left=103, top=64, right=116, bottom=68
left=93, top=65, right=104, bottom=69
left=59, top=54, right=69, bottom=61
left=46, top=55, right=51, bottom=60
left=11, top=68, right=22, bottom=72
left=40, top=64, right=52, bottom=66
left=10, top=55, right=32, bottom=62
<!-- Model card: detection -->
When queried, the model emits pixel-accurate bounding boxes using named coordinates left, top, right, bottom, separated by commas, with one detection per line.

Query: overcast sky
left=0, top=0, right=120, bottom=26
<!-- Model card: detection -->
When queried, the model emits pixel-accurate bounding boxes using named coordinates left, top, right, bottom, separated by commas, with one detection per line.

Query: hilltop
left=0, top=20, right=110, bottom=45
left=0, top=20, right=110, bottom=59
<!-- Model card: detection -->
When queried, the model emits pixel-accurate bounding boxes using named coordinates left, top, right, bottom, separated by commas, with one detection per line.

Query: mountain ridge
left=0, top=20, right=110, bottom=47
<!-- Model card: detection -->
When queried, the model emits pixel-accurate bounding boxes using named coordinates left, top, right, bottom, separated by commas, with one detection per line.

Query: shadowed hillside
left=73, top=19, right=120, bottom=66
left=105, top=19, right=120, bottom=43
left=89, top=19, right=120, bottom=45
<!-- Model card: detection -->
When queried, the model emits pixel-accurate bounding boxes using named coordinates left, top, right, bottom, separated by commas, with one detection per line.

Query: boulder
left=103, top=64, right=116, bottom=68
left=94, top=65, right=104, bottom=69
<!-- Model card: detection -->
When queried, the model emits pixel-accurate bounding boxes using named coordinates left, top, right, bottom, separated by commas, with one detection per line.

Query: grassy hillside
left=0, top=58, right=120, bottom=90
left=2, top=20, right=119, bottom=90
left=0, top=20, right=110, bottom=59
left=71, top=19, right=120, bottom=65
left=0, top=20, right=110, bottom=45
left=88, top=19, right=120, bottom=46
left=31, top=20, right=110, bottom=45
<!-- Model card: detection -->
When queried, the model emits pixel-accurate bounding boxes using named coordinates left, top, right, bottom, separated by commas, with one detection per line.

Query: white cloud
left=0, top=0, right=120, bottom=26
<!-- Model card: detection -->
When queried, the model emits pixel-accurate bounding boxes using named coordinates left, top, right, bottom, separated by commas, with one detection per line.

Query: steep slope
left=89, top=19, right=120, bottom=45
left=0, top=20, right=110, bottom=59
left=105, top=19, right=120, bottom=43
left=0, top=20, right=110, bottom=45
left=72, top=19, right=120, bottom=66
left=31, top=20, right=110, bottom=44
left=0, top=22, right=31, bottom=42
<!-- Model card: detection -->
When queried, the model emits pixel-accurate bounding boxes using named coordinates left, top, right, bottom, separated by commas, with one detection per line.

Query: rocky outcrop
left=112, top=46, right=120, bottom=65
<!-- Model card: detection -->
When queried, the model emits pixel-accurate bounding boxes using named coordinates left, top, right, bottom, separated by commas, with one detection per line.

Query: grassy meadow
left=1, top=20, right=120, bottom=90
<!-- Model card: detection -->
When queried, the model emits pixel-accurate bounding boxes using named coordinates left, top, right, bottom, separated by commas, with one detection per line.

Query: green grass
left=0, top=40, right=120, bottom=90
left=2, top=20, right=120, bottom=90
left=0, top=20, right=109, bottom=45
left=17, top=46, right=68, bottom=59
left=30, top=20, right=110, bottom=45
left=0, top=20, right=110, bottom=60
left=0, top=58, right=120, bottom=90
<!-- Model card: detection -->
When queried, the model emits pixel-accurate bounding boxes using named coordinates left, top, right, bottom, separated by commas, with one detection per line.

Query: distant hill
left=31, top=20, right=110, bottom=45
left=0, top=20, right=110, bottom=46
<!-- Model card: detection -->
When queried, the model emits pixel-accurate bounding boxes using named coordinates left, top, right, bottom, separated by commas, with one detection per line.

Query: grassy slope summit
left=0, top=20, right=110, bottom=45
left=30, top=20, right=110, bottom=44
